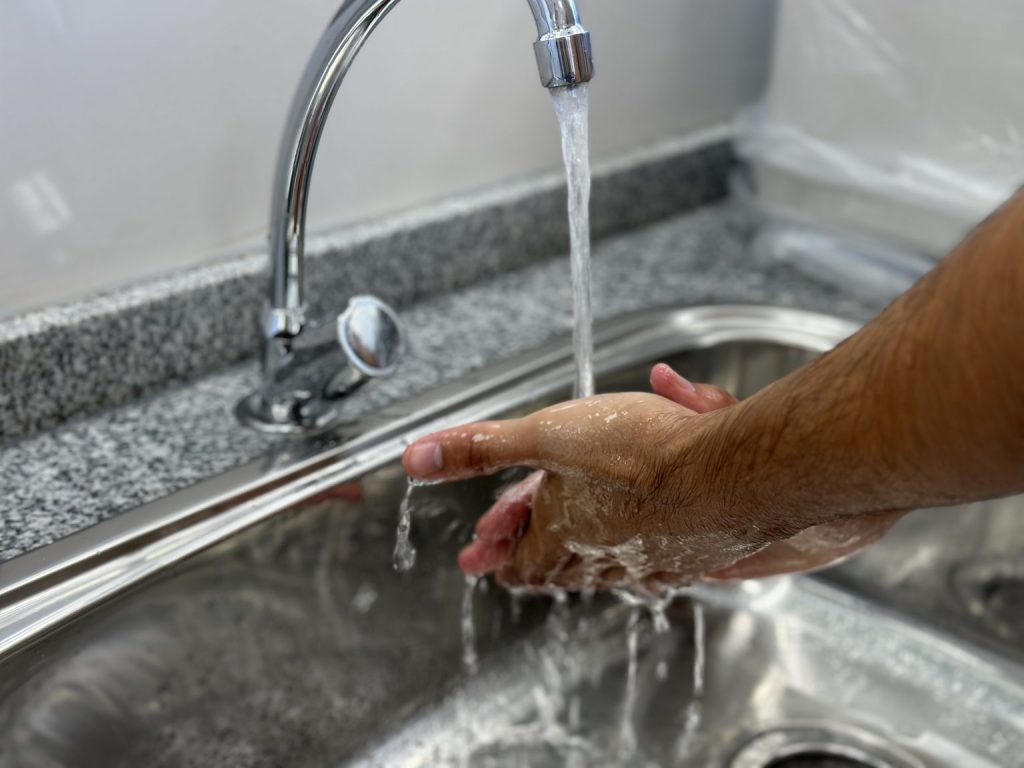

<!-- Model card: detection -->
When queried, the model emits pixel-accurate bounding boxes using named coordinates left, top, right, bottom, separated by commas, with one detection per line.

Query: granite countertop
left=0, top=204, right=887, bottom=562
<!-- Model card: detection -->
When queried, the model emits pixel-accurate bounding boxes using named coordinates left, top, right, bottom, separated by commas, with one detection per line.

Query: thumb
left=403, top=419, right=540, bottom=482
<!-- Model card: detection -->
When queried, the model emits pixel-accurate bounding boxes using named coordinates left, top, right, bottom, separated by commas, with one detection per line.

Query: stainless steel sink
left=824, top=497, right=1024, bottom=658
left=0, top=306, right=1021, bottom=767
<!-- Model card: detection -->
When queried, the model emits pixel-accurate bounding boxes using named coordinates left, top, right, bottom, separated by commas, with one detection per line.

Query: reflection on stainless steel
left=353, top=579, right=1024, bottom=767
left=2, top=304, right=1022, bottom=765
left=245, top=0, right=594, bottom=434
left=825, top=496, right=1024, bottom=657
left=3, top=532, right=1020, bottom=766
left=0, top=306, right=852, bottom=659
left=952, top=556, right=1024, bottom=642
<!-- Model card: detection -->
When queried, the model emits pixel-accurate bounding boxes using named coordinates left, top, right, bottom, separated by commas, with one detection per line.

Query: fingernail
left=406, top=441, right=443, bottom=477
left=660, top=363, right=695, bottom=393
left=675, top=373, right=697, bottom=393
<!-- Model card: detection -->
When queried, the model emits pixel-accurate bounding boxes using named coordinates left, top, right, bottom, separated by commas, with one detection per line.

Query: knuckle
left=452, top=421, right=513, bottom=471
left=708, top=389, right=733, bottom=406
left=463, top=433, right=489, bottom=470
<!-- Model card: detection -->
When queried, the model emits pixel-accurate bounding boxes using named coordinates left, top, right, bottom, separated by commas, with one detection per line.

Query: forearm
left=704, top=194, right=1024, bottom=528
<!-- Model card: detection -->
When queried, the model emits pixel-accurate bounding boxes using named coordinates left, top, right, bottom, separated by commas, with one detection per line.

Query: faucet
left=237, top=0, right=594, bottom=434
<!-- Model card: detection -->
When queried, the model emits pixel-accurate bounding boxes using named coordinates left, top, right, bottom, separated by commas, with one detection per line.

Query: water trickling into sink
left=462, top=575, right=480, bottom=675
left=393, top=481, right=418, bottom=572
left=678, top=600, right=706, bottom=760
left=550, top=83, right=595, bottom=399
left=618, top=607, right=642, bottom=760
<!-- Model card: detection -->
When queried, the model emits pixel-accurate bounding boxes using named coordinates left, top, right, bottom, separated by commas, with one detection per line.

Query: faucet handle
left=324, top=295, right=405, bottom=398
left=237, top=294, right=404, bottom=434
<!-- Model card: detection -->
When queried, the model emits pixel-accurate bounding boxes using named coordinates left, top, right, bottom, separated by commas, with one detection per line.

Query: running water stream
left=550, top=84, right=595, bottom=399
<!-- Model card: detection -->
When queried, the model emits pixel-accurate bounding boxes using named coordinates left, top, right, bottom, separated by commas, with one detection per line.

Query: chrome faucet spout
left=526, top=0, right=594, bottom=88
left=526, top=0, right=583, bottom=33
left=242, top=0, right=594, bottom=434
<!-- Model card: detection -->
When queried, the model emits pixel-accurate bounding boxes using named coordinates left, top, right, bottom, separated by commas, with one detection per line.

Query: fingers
left=459, top=538, right=512, bottom=575
left=475, top=471, right=543, bottom=541
left=495, top=477, right=574, bottom=587
left=403, top=419, right=538, bottom=481
left=495, top=544, right=574, bottom=589
left=649, top=363, right=737, bottom=414
left=458, top=471, right=544, bottom=576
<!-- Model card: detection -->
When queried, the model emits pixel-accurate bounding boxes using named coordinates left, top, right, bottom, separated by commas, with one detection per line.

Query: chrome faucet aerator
left=527, top=0, right=595, bottom=88
left=239, top=0, right=594, bottom=434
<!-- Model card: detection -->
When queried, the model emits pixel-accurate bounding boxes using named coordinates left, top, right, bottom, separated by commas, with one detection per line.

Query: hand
left=484, top=366, right=901, bottom=584
left=402, top=364, right=739, bottom=591
left=402, top=364, right=896, bottom=591
left=454, top=363, right=737, bottom=583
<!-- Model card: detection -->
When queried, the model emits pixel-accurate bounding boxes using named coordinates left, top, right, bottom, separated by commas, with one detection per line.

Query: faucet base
left=235, top=391, right=345, bottom=436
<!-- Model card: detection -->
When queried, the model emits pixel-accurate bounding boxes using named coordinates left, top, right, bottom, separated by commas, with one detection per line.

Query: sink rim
left=0, top=304, right=857, bottom=658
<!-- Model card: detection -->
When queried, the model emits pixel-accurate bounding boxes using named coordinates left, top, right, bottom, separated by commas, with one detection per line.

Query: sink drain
left=729, top=723, right=924, bottom=768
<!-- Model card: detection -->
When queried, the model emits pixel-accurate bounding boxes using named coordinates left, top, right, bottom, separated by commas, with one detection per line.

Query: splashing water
left=677, top=600, right=706, bottom=760
left=550, top=84, right=594, bottom=399
left=462, top=576, right=480, bottom=675
left=617, top=607, right=642, bottom=761
left=393, top=477, right=446, bottom=573
left=393, top=481, right=418, bottom=572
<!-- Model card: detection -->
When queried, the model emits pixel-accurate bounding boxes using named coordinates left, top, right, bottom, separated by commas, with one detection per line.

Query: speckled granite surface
left=0, top=136, right=733, bottom=442
left=0, top=204, right=888, bottom=562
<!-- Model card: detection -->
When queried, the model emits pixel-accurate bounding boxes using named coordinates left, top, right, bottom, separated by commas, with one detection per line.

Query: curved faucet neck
left=264, top=0, right=593, bottom=345
left=267, top=0, right=403, bottom=336
left=246, top=0, right=593, bottom=432
left=527, top=0, right=585, bottom=35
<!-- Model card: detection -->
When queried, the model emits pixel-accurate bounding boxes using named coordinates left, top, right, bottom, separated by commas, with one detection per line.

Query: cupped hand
left=402, top=364, right=896, bottom=591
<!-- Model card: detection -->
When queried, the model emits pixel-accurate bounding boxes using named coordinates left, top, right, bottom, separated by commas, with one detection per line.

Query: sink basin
left=0, top=305, right=1021, bottom=767
left=824, top=496, right=1024, bottom=658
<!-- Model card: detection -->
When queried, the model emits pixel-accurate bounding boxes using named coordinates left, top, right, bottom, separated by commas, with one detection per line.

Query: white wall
left=0, top=0, right=774, bottom=315
left=741, top=0, right=1024, bottom=257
